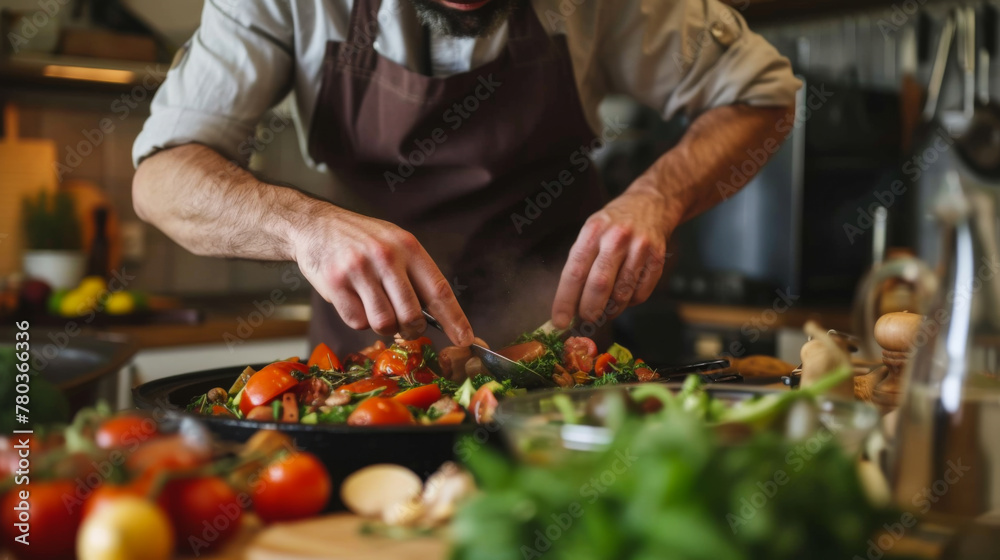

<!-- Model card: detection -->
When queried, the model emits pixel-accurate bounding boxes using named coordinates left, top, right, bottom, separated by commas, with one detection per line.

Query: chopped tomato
left=373, top=337, right=432, bottom=377
left=434, top=410, right=466, bottom=425
left=360, top=340, right=387, bottom=361
left=347, top=397, right=415, bottom=426
left=306, top=343, right=343, bottom=371
left=338, top=376, right=400, bottom=396
left=594, top=353, right=617, bottom=377
left=562, top=337, right=597, bottom=372
left=468, top=384, right=500, bottom=424
left=396, top=337, right=432, bottom=354
left=393, top=384, right=442, bottom=410
left=411, top=367, right=436, bottom=384
left=240, top=361, right=307, bottom=415
left=211, top=405, right=237, bottom=418
left=634, top=359, right=660, bottom=382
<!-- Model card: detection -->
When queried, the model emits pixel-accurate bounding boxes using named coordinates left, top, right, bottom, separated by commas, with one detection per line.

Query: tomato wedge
left=434, top=410, right=466, bottom=425
left=468, top=384, right=499, bottom=424
left=339, top=376, right=399, bottom=396
left=347, top=397, right=415, bottom=426
left=240, top=361, right=307, bottom=415
left=306, top=343, right=343, bottom=371
left=594, top=353, right=617, bottom=377
left=393, top=384, right=441, bottom=410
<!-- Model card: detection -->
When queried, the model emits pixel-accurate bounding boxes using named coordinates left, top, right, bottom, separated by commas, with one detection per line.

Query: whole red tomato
left=252, top=453, right=331, bottom=523
left=240, top=361, right=307, bottom=415
left=95, top=413, right=159, bottom=450
left=159, top=476, right=243, bottom=554
left=347, top=397, right=415, bottom=426
left=1, top=480, right=82, bottom=560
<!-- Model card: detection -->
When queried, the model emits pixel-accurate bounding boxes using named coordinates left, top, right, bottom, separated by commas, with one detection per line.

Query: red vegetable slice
left=306, top=343, right=343, bottom=371
left=239, top=361, right=306, bottom=415
left=393, top=384, right=442, bottom=410
left=594, top=353, right=617, bottom=377
left=562, top=337, right=597, bottom=372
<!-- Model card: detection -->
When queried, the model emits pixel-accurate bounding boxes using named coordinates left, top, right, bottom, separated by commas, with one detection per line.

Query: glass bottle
left=891, top=171, right=1000, bottom=523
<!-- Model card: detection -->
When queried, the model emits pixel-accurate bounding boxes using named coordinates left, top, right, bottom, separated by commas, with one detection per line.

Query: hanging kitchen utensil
left=954, top=4, right=1000, bottom=178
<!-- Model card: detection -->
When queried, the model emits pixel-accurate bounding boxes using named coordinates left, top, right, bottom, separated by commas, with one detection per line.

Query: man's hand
left=294, top=205, right=474, bottom=346
left=133, top=144, right=473, bottom=346
left=551, top=187, right=670, bottom=327
left=550, top=104, right=795, bottom=328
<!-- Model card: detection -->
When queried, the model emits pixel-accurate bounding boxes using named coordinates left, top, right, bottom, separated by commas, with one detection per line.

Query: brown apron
left=307, top=0, right=607, bottom=354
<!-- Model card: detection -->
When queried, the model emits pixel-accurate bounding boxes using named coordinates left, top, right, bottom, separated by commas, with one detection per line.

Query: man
left=132, top=0, right=799, bottom=353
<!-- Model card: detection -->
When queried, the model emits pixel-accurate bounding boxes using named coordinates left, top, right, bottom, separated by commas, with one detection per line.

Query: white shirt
left=132, top=0, right=801, bottom=167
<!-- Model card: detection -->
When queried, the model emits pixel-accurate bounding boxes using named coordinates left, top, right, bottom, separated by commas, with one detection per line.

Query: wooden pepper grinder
left=871, top=311, right=924, bottom=412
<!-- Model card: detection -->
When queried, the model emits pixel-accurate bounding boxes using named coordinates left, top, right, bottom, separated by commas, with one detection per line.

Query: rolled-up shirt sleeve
left=598, top=0, right=801, bottom=121
left=132, top=0, right=294, bottom=167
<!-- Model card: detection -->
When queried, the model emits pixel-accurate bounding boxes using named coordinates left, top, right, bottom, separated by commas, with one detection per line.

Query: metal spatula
left=421, top=309, right=557, bottom=389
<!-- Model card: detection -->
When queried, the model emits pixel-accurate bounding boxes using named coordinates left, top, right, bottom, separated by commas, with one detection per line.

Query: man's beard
left=409, top=0, right=519, bottom=38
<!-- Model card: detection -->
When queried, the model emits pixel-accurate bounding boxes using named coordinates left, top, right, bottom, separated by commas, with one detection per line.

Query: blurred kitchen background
left=0, top=0, right=988, bottom=406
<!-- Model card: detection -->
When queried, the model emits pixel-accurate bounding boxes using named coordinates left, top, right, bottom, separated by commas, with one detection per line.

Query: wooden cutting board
left=243, top=514, right=447, bottom=560
left=0, top=104, right=58, bottom=277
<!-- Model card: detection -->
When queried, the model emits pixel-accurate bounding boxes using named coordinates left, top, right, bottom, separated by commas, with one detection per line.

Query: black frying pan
left=133, top=365, right=477, bottom=511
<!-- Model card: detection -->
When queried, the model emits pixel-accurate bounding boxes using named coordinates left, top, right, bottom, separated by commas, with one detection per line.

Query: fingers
left=551, top=226, right=601, bottom=328
left=630, top=248, right=666, bottom=306
left=577, top=227, right=630, bottom=322
left=408, top=247, right=473, bottom=346
left=327, top=289, right=369, bottom=331
left=352, top=269, right=399, bottom=336
left=383, top=272, right=426, bottom=340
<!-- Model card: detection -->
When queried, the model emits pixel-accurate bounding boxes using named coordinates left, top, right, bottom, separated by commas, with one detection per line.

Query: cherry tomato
left=339, top=376, right=400, bottom=396
left=240, top=361, right=307, bottom=415
left=1, top=480, right=82, bottom=559
left=393, top=384, right=441, bottom=410
left=594, top=353, right=617, bottom=377
left=434, top=410, right=467, bottom=425
left=159, top=476, right=243, bottom=553
left=95, top=413, right=159, bottom=450
left=347, top=397, right=415, bottom=426
left=562, top=337, right=597, bottom=372
left=253, top=453, right=331, bottom=523
left=125, top=435, right=211, bottom=477
left=468, top=384, right=500, bottom=424
left=306, top=343, right=343, bottom=371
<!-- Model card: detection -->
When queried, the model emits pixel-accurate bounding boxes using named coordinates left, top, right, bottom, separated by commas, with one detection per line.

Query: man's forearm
left=132, top=144, right=324, bottom=262
left=630, top=103, right=795, bottom=226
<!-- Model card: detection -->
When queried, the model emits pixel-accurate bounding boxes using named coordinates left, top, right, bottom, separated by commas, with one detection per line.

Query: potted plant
left=21, top=190, right=86, bottom=290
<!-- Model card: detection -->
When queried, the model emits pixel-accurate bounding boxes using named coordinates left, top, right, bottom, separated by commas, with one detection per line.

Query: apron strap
left=340, top=0, right=383, bottom=68
left=506, top=2, right=559, bottom=65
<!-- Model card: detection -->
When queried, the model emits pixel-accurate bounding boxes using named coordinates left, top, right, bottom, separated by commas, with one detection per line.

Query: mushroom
left=340, top=464, right=423, bottom=519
